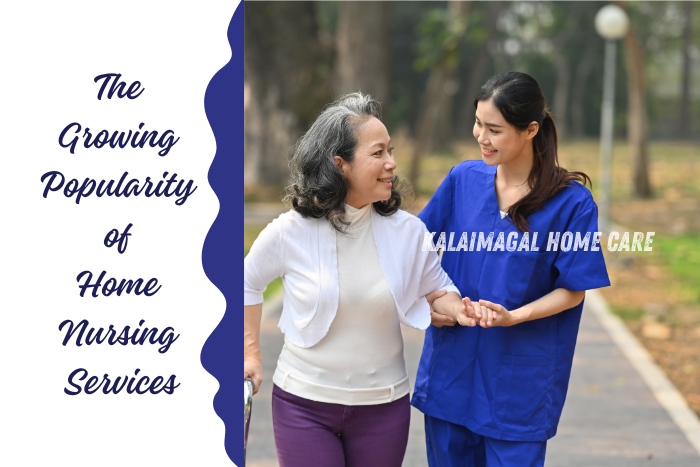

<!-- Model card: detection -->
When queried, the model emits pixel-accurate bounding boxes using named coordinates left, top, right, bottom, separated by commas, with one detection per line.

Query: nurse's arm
left=244, top=304, right=264, bottom=394
left=478, top=288, right=585, bottom=327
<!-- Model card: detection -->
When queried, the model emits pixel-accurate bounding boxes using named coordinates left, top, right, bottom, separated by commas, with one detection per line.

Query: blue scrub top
left=411, top=160, right=610, bottom=442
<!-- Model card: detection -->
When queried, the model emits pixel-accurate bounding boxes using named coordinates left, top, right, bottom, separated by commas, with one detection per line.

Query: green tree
left=409, top=1, right=472, bottom=187
left=244, top=2, right=332, bottom=188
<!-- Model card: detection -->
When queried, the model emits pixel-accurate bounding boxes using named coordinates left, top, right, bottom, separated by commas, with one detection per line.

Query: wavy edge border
left=201, top=3, right=243, bottom=465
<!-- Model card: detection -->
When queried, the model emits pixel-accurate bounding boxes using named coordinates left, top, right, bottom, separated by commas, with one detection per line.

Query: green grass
left=656, top=234, right=700, bottom=280
left=392, top=138, right=700, bottom=201
left=245, top=138, right=700, bottom=206
left=264, top=278, right=284, bottom=300
left=652, top=233, right=700, bottom=304
left=244, top=224, right=284, bottom=301
left=612, top=306, right=645, bottom=322
left=244, top=225, right=264, bottom=255
left=245, top=138, right=700, bottom=304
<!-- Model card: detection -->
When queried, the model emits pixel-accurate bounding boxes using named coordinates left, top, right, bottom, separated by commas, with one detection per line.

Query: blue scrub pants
left=425, top=415, right=547, bottom=467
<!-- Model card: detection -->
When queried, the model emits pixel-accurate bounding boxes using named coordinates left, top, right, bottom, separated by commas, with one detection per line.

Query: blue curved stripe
left=201, top=3, right=243, bottom=465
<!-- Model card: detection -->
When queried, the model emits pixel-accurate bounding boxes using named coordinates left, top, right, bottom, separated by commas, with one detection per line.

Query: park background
left=243, top=1, right=700, bottom=465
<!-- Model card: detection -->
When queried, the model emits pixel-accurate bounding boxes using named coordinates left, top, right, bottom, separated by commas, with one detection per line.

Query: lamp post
left=595, top=4, right=629, bottom=233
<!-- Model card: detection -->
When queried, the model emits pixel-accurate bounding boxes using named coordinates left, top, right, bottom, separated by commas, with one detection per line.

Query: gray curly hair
left=284, top=92, right=407, bottom=231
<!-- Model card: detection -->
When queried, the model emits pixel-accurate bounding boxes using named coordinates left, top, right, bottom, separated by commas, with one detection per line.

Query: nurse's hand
left=427, top=290, right=456, bottom=327
left=426, top=289, right=447, bottom=307
left=431, top=291, right=476, bottom=327
left=431, top=310, right=457, bottom=327
left=477, top=299, right=514, bottom=327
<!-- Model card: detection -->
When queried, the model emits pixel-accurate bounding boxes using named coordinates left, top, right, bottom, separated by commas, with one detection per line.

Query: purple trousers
left=271, top=384, right=410, bottom=467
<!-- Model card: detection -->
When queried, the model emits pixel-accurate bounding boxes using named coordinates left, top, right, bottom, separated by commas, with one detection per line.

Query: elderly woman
left=244, top=93, right=471, bottom=467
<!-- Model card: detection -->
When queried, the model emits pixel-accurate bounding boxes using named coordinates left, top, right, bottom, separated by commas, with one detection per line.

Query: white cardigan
left=244, top=207, right=460, bottom=348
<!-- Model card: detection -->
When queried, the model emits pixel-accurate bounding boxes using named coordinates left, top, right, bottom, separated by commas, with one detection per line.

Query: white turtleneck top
left=273, top=203, right=408, bottom=405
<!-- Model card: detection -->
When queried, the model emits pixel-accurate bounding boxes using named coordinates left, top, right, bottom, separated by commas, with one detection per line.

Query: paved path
left=245, top=293, right=700, bottom=466
left=244, top=204, right=700, bottom=466
left=547, top=293, right=700, bottom=466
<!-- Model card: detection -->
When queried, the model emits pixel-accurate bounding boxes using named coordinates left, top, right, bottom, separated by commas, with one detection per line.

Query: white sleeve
left=243, top=217, right=284, bottom=306
left=415, top=222, right=460, bottom=298
left=399, top=220, right=461, bottom=330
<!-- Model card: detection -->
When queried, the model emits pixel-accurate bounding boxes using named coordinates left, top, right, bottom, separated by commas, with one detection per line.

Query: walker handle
left=244, top=378, right=255, bottom=465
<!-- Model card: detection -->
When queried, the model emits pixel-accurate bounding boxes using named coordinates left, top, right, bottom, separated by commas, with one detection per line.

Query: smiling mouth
left=481, top=147, right=497, bottom=155
left=378, top=177, right=393, bottom=185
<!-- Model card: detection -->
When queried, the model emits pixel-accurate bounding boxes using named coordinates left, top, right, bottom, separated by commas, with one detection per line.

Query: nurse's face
left=473, top=99, right=537, bottom=167
left=335, top=116, right=396, bottom=209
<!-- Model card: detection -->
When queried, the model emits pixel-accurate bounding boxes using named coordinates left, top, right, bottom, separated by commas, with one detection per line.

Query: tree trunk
left=433, top=77, right=459, bottom=149
left=548, top=2, right=588, bottom=140
left=552, top=49, right=571, bottom=139
left=409, top=1, right=471, bottom=187
left=458, top=51, right=490, bottom=131
left=244, top=2, right=332, bottom=188
left=335, top=2, right=390, bottom=106
left=457, top=1, right=503, bottom=134
left=570, top=43, right=596, bottom=138
left=678, top=1, right=693, bottom=139
left=619, top=7, right=652, bottom=197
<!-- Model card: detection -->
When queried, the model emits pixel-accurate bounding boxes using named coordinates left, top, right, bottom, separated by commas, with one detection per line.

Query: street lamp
left=595, top=4, right=629, bottom=233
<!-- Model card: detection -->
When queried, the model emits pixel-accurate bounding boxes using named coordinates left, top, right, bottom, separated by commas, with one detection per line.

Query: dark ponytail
left=475, top=72, right=591, bottom=232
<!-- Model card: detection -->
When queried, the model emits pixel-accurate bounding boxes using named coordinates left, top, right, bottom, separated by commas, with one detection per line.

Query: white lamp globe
left=595, top=5, right=630, bottom=40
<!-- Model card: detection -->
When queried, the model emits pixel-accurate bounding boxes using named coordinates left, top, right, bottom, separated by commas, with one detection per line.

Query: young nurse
left=412, top=72, right=610, bottom=466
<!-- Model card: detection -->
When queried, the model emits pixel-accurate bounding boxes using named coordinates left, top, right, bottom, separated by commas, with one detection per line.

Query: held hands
left=244, top=357, right=263, bottom=395
left=463, top=298, right=516, bottom=328
left=467, top=289, right=584, bottom=328
left=426, top=290, right=516, bottom=328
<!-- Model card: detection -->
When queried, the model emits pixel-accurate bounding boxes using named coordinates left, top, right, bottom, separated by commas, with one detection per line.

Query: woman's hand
left=244, top=357, right=263, bottom=395
left=244, top=304, right=264, bottom=395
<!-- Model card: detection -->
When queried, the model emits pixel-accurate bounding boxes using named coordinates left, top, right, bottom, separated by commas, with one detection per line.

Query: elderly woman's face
left=336, top=116, right=396, bottom=209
